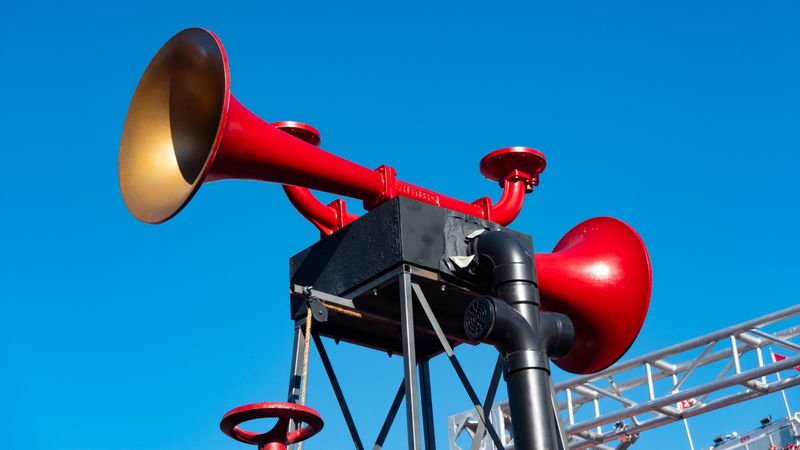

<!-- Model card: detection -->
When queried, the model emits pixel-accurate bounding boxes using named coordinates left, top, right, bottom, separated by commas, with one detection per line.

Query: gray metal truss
left=448, top=304, right=800, bottom=450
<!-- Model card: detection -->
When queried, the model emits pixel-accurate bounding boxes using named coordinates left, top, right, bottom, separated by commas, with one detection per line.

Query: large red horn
left=118, top=28, right=544, bottom=225
left=119, top=28, right=653, bottom=375
left=535, top=217, right=652, bottom=374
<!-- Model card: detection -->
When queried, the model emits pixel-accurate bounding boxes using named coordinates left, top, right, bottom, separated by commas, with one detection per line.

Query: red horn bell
left=535, top=217, right=652, bottom=374
left=118, top=28, right=387, bottom=224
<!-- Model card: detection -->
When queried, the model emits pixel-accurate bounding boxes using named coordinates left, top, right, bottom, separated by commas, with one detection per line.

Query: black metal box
left=288, top=196, right=534, bottom=358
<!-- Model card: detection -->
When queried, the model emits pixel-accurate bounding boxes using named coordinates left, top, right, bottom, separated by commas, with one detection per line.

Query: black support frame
left=288, top=265, right=524, bottom=450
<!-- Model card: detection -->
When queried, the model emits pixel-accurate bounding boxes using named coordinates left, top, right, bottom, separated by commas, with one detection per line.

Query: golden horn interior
left=119, top=28, right=228, bottom=224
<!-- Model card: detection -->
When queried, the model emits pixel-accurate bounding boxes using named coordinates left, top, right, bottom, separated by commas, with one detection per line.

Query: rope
left=297, top=305, right=313, bottom=450
left=320, top=301, right=364, bottom=319
left=296, top=300, right=362, bottom=450
left=300, top=306, right=313, bottom=405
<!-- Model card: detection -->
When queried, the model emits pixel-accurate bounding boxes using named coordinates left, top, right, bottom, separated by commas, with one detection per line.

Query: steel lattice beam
left=448, top=305, right=800, bottom=450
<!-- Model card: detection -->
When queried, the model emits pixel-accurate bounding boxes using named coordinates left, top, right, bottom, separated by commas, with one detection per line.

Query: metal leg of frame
left=400, top=270, right=423, bottom=450
left=374, top=379, right=407, bottom=450
left=287, top=322, right=305, bottom=404
left=286, top=321, right=305, bottom=448
left=312, top=333, right=366, bottom=450
left=410, top=282, right=505, bottom=450
left=419, top=360, right=437, bottom=450
left=470, top=356, right=504, bottom=450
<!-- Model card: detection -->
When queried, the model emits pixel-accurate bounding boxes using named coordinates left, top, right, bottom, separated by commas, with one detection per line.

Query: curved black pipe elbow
left=464, top=295, right=537, bottom=352
left=464, top=296, right=575, bottom=358
left=470, top=231, right=538, bottom=306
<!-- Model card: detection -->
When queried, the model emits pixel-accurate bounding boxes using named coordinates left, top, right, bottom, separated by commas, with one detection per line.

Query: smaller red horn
left=534, top=217, right=652, bottom=374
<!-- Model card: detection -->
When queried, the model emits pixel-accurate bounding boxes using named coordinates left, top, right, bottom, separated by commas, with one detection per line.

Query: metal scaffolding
left=449, top=305, right=800, bottom=450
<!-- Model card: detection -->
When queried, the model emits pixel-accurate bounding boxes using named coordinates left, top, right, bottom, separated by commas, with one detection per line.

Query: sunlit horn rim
left=118, top=28, right=231, bottom=224
left=543, top=217, right=652, bottom=374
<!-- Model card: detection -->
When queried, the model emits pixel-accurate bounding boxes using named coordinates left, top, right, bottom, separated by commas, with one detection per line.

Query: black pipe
left=540, top=312, right=575, bottom=360
left=464, top=296, right=574, bottom=360
left=466, top=231, right=574, bottom=450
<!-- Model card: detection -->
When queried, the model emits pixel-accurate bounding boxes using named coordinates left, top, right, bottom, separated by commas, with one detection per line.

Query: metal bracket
left=307, top=296, right=329, bottom=323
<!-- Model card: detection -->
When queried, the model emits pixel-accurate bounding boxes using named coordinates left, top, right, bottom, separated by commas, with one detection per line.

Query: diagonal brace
left=373, top=379, right=407, bottom=450
left=410, top=282, right=506, bottom=450
left=469, top=356, right=504, bottom=450
left=312, top=333, right=366, bottom=450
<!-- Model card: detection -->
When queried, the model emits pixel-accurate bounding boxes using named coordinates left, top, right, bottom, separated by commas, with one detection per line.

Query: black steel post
left=419, top=360, right=436, bottom=450
left=399, top=269, right=422, bottom=450
left=286, top=321, right=305, bottom=446
left=286, top=322, right=304, bottom=404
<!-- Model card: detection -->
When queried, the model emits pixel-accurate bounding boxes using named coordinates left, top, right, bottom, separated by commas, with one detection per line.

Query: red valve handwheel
left=220, top=402, right=324, bottom=450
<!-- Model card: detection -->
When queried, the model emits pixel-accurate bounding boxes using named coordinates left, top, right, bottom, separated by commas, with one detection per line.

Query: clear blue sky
left=1, top=2, right=798, bottom=449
